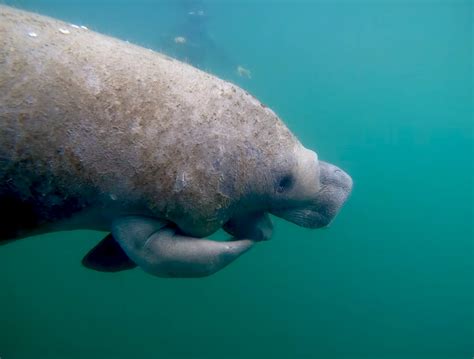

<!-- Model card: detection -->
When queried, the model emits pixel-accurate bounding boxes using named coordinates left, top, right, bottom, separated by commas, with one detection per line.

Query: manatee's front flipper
left=223, top=212, right=273, bottom=242
left=112, top=216, right=254, bottom=278
left=82, top=233, right=137, bottom=272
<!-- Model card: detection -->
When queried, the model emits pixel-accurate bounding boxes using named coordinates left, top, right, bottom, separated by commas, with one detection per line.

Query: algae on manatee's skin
left=0, top=6, right=300, bottom=239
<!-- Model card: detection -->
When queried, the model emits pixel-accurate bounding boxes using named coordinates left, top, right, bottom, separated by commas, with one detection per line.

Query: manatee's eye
left=277, top=174, right=294, bottom=193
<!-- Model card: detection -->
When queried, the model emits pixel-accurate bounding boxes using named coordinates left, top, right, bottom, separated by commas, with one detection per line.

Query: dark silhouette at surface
left=164, top=0, right=236, bottom=75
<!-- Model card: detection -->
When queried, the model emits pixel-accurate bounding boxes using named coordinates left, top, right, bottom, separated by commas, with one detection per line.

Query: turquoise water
left=1, top=1, right=472, bottom=358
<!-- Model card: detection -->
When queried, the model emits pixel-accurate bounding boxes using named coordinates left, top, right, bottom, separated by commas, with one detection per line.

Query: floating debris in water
left=188, top=10, right=204, bottom=16
left=237, top=65, right=252, bottom=79
left=174, top=36, right=186, bottom=44
left=69, top=24, right=80, bottom=29
left=58, top=28, right=70, bottom=34
left=27, top=31, right=38, bottom=37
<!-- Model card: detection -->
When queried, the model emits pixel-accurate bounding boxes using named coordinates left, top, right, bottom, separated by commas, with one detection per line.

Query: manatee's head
left=266, top=145, right=352, bottom=228
left=156, top=79, right=351, bottom=236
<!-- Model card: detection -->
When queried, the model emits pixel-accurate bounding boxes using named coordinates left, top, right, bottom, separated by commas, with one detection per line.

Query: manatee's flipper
left=223, top=212, right=273, bottom=242
left=82, top=233, right=137, bottom=272
left=112, top=216, right=255, bottom=278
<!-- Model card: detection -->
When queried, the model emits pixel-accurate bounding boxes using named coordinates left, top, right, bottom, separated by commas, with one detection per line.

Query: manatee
left=0, top=6, right=352, bottom=277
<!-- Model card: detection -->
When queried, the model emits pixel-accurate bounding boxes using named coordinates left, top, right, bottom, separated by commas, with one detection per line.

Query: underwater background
left=0, top=0, right=472, bottom=358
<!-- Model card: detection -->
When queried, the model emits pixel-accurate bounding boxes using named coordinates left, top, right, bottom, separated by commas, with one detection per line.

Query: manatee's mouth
left=272, top=161, right=352, bottom=228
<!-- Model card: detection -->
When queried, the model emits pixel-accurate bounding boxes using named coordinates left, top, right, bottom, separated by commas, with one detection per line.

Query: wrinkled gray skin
left=0, top=6, right=352, bottom=277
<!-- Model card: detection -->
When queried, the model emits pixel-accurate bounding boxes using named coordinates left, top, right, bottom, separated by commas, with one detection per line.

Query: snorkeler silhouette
left=164, top=0, right=249, bottom=79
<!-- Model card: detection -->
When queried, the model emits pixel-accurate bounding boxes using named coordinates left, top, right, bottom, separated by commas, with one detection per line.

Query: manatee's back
left=0, top=6, right=123, bottom=239
left=0, top=6, right=298, bottom=239
left=0, top=6, right=190, bottom=239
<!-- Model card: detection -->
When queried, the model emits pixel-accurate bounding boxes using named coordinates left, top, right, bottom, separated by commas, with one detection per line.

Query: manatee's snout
left=310, top=161, right=352, bottom=228
left=272, top=160, right=352, bottom=229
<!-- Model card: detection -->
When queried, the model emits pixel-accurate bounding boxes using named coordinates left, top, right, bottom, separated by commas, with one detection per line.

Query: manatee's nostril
left=322, top=162, right=353, bottom=192
left=341, top=171, right=353, bottom=192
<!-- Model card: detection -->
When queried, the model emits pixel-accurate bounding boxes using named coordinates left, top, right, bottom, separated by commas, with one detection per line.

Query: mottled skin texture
left=0, top=6, right=296, bottom=237
left=0, top=7, right=352, bottom=277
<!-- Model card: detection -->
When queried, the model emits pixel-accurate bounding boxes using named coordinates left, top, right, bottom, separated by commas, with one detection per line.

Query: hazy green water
left=0, top=1, right=472, bottom=358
